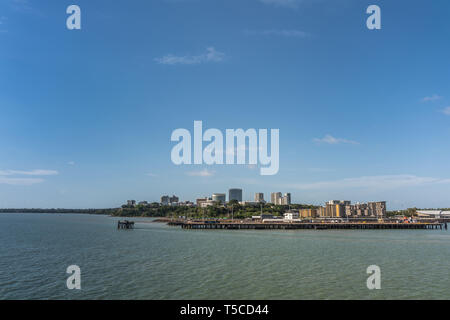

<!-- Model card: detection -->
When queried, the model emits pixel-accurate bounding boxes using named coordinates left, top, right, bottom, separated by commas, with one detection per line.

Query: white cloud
left=155, top=47, right=225, bottom=65
left=186, top=169, right=215, bottom=177
left=0, top=169, right=58, bottom=176
left=313, top=134, right=359, bottom=145
left=67, top=161, right=75, bottom=166
left=0, top=169, right=58, bottom=185
left=0, top=177, right=44, bottom=186
left=441, top=107, right=450, bottom=115
left=287, top=175, right=450, bottom=191
left=245, top=29, right=310, bottom=38
left=259, top=0, right=302, bottom=8
left=422, top=94, right=442, bottom=102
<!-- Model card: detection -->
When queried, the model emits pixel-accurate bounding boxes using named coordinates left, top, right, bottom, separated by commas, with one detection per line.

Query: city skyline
left=2, top=0, right=450, bottom=210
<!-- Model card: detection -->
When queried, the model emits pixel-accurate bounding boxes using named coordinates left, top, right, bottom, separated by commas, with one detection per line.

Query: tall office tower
left=212, top=193, right=226, bottom=204
left=282, top=193, right=291, bottom=205
left=169, top=195, right=179, bottom=204
left=160, top=196, right=169, bottom=206
left=271, top=192, right=282, bottom=205
left=254, top=193, right=264, bottom=203
left=228, top=188, right=243, bottom=202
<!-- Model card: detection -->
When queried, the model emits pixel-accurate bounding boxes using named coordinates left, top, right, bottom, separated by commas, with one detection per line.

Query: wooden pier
left=117, top=220, right=135, bottom=229
left=176, top=221, right=443, bottom=231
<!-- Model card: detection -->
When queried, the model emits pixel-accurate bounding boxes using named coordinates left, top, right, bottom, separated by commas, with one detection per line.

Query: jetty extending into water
left=167, top=220, right=445, bottom=231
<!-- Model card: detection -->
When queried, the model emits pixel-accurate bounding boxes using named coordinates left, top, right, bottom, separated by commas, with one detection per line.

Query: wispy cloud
left=0, top=169, right=58, bottom=185
left=67, top=161, right=75, bottom=166
left=155, top=47, right=225, bottom=65
left=186, top=169, right=215, bottom=177
left=440, top=107, right=450, bottom=115
left=422, top=94, right=442, bottom=102
left=259, top=0, right=302, bottom=8
left=0, top=169, right=58, bottom=176
left=286, top=175, right=450, bottom=191
left=245, top=29, right=310, bottom=38
left=0, top=177, right=44, bottom=186
left=313, top=134, right=359, bottom=145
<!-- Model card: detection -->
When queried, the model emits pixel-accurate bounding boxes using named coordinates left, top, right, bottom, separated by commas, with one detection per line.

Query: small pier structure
left=117, top=220, right=135, bottom=229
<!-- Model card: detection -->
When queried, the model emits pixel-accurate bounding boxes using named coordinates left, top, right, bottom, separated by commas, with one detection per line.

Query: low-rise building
left=299, top=208, right=319, bottom=218
left=212, top=193, right=226, bottom=204
left=284, top=211, right=299, bottom=220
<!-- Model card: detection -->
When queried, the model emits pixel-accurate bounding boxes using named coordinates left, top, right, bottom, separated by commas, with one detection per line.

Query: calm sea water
left=0, top=213, right=449, bottom=300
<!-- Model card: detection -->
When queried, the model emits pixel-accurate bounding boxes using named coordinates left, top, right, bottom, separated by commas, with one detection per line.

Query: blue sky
left=1, top=0, right=450, bottom=209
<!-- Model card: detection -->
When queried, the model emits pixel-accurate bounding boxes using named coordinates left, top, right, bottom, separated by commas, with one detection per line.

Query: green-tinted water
left=0, top=213, right=449, bottom=299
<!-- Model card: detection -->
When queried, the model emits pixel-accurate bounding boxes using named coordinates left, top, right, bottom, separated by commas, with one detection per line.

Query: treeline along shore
left=1, top=203, right=448, bottom=219
left=0, top=208, right=116, bottom=215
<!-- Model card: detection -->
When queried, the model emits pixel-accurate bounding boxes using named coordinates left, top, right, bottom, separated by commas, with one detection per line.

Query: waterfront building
left=254, top=193, right=265, bottom=203
left=341, top=201, right=387, bottom=218
left=325, top=201, right=350, bottom=217
left=299, top=208, right=319, bottom=218
left=169, top=195, right=179, bottom=204
left=417, top=210, right=450, bottom=218
left=284, top=211, right=299, bottom=220
left=127, top=200, right=136, bottom=207
left=229, top=188, right=243, bottom=202
left=367, top=201, right=386, bottom=217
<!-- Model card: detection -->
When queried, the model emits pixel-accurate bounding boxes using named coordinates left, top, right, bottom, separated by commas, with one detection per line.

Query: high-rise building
left=229, top=189, right=243, bottom=202
left=254, top=193, right=265, bottom=203
left=212, top=193, right=226, bottom=203
left=282, top=193, right=291, bottom=205
left=271, top=192, right=282, bottom=204
left=160, top=196, right=169, bottom=205
left=161, top=195, right=178, bottom=205
left=271, top=192, right=291, bottom=205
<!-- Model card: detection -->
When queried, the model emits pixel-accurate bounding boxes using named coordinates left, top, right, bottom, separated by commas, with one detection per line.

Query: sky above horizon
left=1, top=0, right=450, bottom=210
